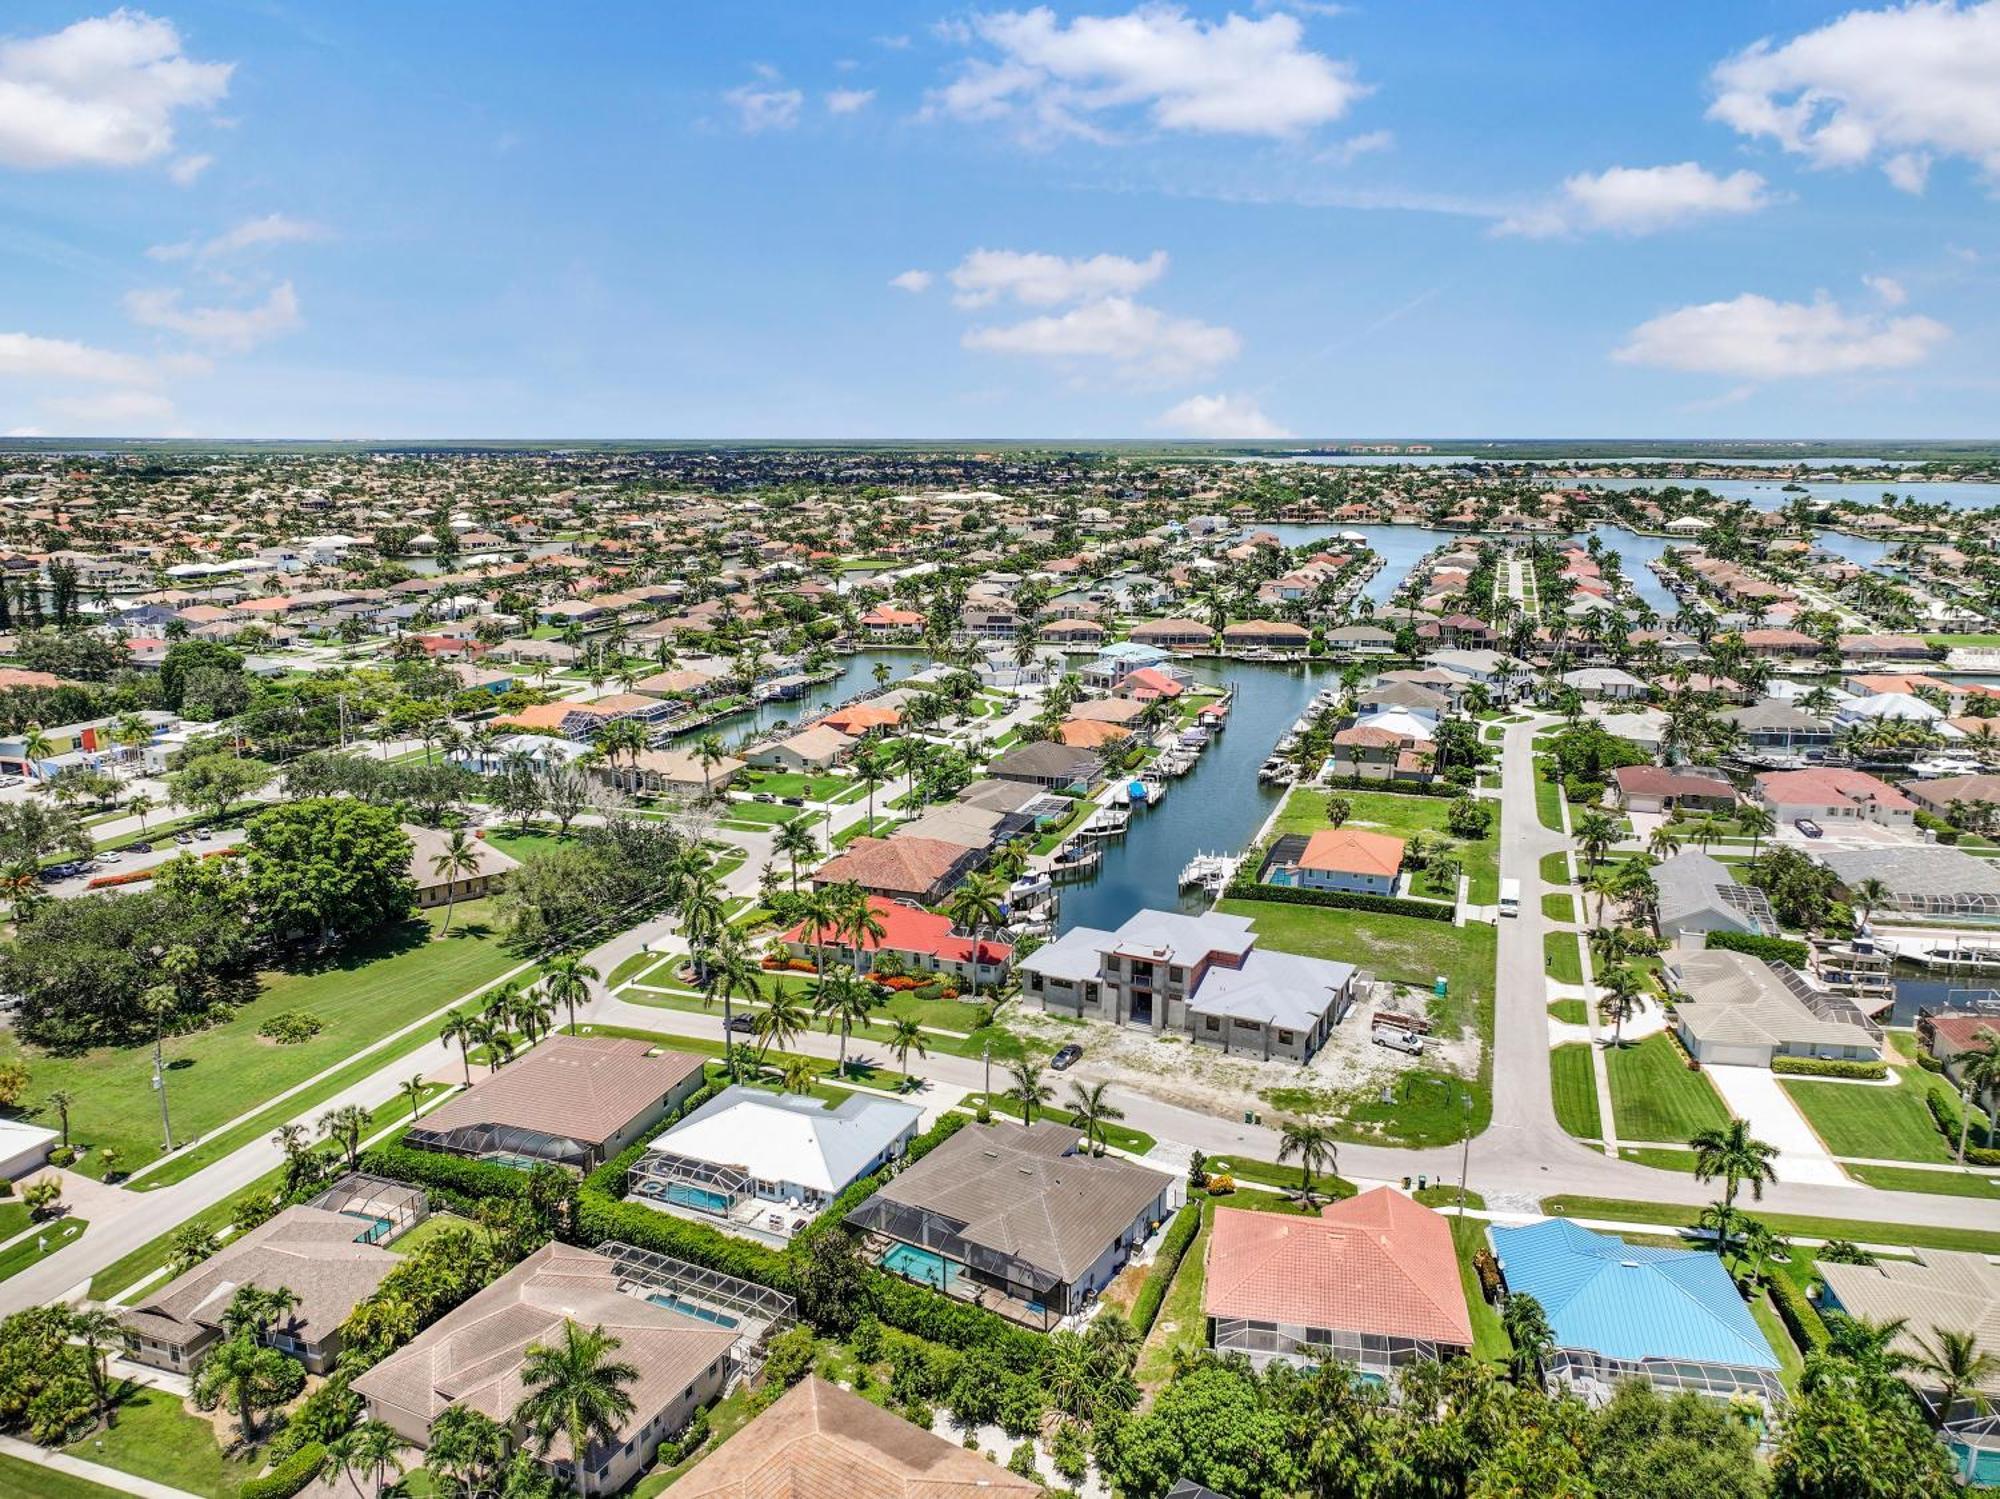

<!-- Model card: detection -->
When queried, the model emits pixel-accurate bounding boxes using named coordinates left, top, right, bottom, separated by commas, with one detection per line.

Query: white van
left=1498, top=878, right=1521, bottom=918
left=1372, top=1026, right=1425, bottom=1056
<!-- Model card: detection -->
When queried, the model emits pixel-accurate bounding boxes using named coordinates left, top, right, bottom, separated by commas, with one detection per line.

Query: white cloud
left=0, top=9, right=231, bottom=171
left=1154, top=391, right=1290, bottom=437
left=1497, top=163, right=1771, bottom=238
left=1317, top=128, right=1391, bottom=165
left=1864, top=273, right=1908, bottom=305
left=4, top=427, right=45, bottom=438
left=1613, top=292, right=1949, bottom=379
left=724, top=82, right=803, bottom=133
left=825, top=88, right=875, bottom=115
left=1709, top=1, right=2000, bottom=192
left=41, top=387, right=175, bottom=428
left=948, top=247, right=1168, bottom=307
left=929, top=4, right=1367, bottom=141
left=963, top=295, right=1240, bottom=381
left=167, top=151, right=210, bottom=184
left=125, top=280, right=302, bottom=351
left=149, top=212, right=326, bottom=264
left=0, top=331, right=156, bottom=385
left=889, top=269, right=934, bottom=293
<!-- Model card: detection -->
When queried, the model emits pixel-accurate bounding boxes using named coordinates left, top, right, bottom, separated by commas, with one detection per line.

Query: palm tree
left=753, top=984, right=812, bottom=1062
left=942, top=872, right=1007, bottom=1005
left=43, top=1089, right=74, bottom=1151
left=1572, top=810, right=1619, bottom=869
left=1277, top=1117, right=1339, bottom=1201
left=425, top=1406, right=511, bottom=1497
left=1955, top=1034, right=2000, bottom=1163
left=1737, top=803, right=1775, bottom=857
left=318, top=1104, right=370, bottom=1173
left=1066, top=1079, right=1124, bottom=1156
left=438, top=1007, right=477, bottom=1086
left=20, top=723, right=51, bottom=782
left=1690, top=1119, right=1780, bottom=1207
left=887, top=1015, right=928, bottom=1089
left=853, top=750, right=887, bottom=833
left=428, top=827, right=483, bottom=934
left=1006, top=1058, right=1052, bottom=1125
left=1849, top=875, right=1892, bottom=931
left=513, top=1320, right=639, bottom=1497
left=67, top=1307, right=132, bottom=1423
left=794, top=886, right=841, bottom=982
left=126, top=791, right=155, bottom=834
left=779, top=1056, right=815, bottom=1094
left=349, top=1419, right=411, bottom=1498
left=1646, top=823, right=1683, bottom=861
left=400, top=1073, right=427, bottom=1121
left=1915, top=1327, right=2000, bottom=1423
left=700, top=928, right=764, bottom=1081
left=1596, top=966, right=1643, bottom=1048
left=694, top=734, right=729, bottom=799
left=772, top=818, right=820, bottom=891
left=813, top=965, right=876, bottom=1076
left=1581, top=865, right=1620, bottom=928
left=1501, top=1293, right=1554, bottom=1386
left=540, top=953, right=599, bottom=1035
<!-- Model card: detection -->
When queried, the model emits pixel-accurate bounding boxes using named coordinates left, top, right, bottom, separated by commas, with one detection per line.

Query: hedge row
left=1220, top=880, right=1455, bottom=922
left=1318, top=775, right=1465, bottom=801
left=1703, top=931, right=1810, bottom=967
left=1129, top=1202, right=1201, bottom=1337
left=1924, top=1089, right=2000, bottom=1168
left=1770, top=1056, right=1888, bottom=1080
left=352, top=1143, right=528, bottom=1214
left=1766, top=1272, right=1830, bottom=1355
left=1916, top=1051, right=1945, bottom=1074
left=240, top=1442, right=326, bottom=1499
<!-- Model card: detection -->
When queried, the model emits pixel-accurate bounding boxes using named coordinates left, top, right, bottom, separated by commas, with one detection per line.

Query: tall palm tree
left=1066, top=1079, right=1124, bottom=1156
left=887, top=1015, right=928, bottom=1089
left=317, top=1104, right=370, bottom=1173
left=794, top=886, right=841, bottom=982
left=700, top=928, right=764, bottom=1082
left=1006, top=1058, right=1052, bottom=1125
left=1502, top=1293, right=1554, bottom=1387
left=753, top=984, right=812, bottom=1063
left=438, top=1007, right=477, bottom=1085
left=42, top=1088, right=74, bottom=1151
left=349, top=1419, right=411, bottom=1499
left=429, top=827, right=483, bottom=933
left=1596, top=966, right=1643, bottom=1048
left=813, top=964, right=876, bottom=1076
left=540, top=953, right=599, bottom=1035
left=772, top=819, right=820, bottom=891
left=1737, top=803, right=1775, bottom=857
left=1572, top=810, right=1619, bottom=870
left=1690, top=1119, right=1780, bottom=1208
left=1645, top=822, right=1683, bottom=862
left=943, top=872, right=1007, bottom=1005
left=1849, top=876, right=1892, bottom=931
left=1277, top=1117, right=1339, bottom=1202
left=694, top=734, right=729, bottom=799
left=513, top=1320, right=639, bottom=1497
left=19, top=723, right=51, bottom=782
left=400, top=1073, right=428, bottom=1121
left=677, top=867, right=728, bottom=973
left=1955, top=1034, right=2000, bottom=1164
left=1915, top=1327, right=2000, bottom=1423
left=67, top=1307, right=132, bottom=1423
left=425, top=1406, right=511, bottom=1497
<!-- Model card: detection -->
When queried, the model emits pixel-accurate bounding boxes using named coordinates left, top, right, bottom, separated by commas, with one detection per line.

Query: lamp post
left=1408, top=1074, right=1474, bottom=1218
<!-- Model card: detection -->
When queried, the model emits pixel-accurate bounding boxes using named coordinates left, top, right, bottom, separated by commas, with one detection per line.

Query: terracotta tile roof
left=675, top=1377, right=1039, bottom=1497
left=784, top=895, right=1011, bottom=967
left=1297, top=827, right=1404, bottom=877
left=1204, top=1189, right=1474, bottom=1346
left=1754, top=767, right=1914, bottom=811
left=811, top=836, right=974, bottom=898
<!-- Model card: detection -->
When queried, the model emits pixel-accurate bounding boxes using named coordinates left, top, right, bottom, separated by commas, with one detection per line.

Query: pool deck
left=625, top=1186, right=801, bottom=1248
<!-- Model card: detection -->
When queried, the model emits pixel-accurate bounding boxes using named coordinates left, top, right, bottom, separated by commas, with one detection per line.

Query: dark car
left=1051, top=1044, right=1083, bottom=1071
left=781, top=796, right=804, bottom=806
left=725, top=1013, right=756, bottom=1034
left=130, top=841, right=154, bottom=853
left=1796, top=818, right=1823, bottom=839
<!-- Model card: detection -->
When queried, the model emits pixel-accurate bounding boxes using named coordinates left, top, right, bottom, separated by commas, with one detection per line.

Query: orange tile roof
left=1205, top=1189, right=1473, bottom=1346
left=1298, top=827, right=1405, bottom=878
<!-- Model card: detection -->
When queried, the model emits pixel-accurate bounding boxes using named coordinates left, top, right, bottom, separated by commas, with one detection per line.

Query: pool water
left=483, top=1152, right=543, bottom=1172
left=663, top=1183, right=732, bottom=1215
left=339, top=1211, right=395, bottom=1245
left=646, top=1292, right=740, bottom=1328
left=880, top=1243, right=959, bottom=1291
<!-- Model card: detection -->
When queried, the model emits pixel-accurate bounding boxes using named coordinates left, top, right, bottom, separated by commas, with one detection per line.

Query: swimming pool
left=482, top=1152, right=543, bottom=1172
left=662, top=1183, right=732, bottom=1215
left=338, top=1210, right=395, bottom=1245
left=880, top=1243, right=959, bottom=1291
left=646, top=1292, right=740, bottom=1329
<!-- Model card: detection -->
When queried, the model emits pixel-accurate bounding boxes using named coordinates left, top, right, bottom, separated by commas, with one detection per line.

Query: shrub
left=1220, top=881, right=1454, bottom=922
left=1767, top=1272, right=1830, bottom=1354
left=1770, top=1056, right=1887, bottom=1080
left=353, top=1143, right=526, bottom=1214
left=1703, top=931, right=1810, bottom=967
left=257, top=1010, right=324, bottom=1044
left=1129, top=1203, right=1201, bottom=1337
left=1052, top=1421, right=1089, bottom=1484
left=240, top=1442, right=328, bottom=1499
left=1008, top=1442, right=1041, bottom=1479
left=1917, top=809, right=1962, bottom=845
left=1925, top=1089, right=2000, bottom=1167
left=1917, top=1051, right=1945, bottom=1074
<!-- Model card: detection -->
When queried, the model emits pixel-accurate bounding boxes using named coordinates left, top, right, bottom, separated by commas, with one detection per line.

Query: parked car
left=725, top=1013, right=756, bottom=1034
left=194, top=828, right=213, bottom=841
left=1051, top=1044, right=1083, bottom=1071
left=781, top=796, right=804, bottom=806
left=1796, top=818, right=1823, bottom=839
left=1372, top=1026, right=1425, bottom=1056
left=753, top=792, right=775, bottom=803
left=172, top=832, right=194, bottom=845
left=129, top=841, right=154, bottom=853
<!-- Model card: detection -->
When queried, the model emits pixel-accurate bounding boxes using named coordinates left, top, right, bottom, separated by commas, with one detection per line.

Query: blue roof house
left=1488, top=1219, right=1782, bottom=1408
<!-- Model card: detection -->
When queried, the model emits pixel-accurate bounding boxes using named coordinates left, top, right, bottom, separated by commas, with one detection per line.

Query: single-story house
left=1666, top=948, right=1883, bottom=1068
left=406, top=1035, right=707, bottom=1171
left=1611, top=766, right=1739, bottom=816
left=405, top=824, right=521, bottom=909
left=1559, top=667, right=1648, bottom=702
left=1128, top=618, right=1212, bottom=649
left=846, top=1119, right=1178, bottom=1327
left=0, top=1118, right=57, bottom=1180
left=1753, top=768, right=1916, bottom=829
left=1652, top=851, right=1774, bottom=940
left=1487, top=1218, right=1782, bottom=1408
left=782, top=895, right=1013, bottom=985
left=1221, top=621, right=1311, bottom=651
left=1723, top=701, right=1836, bottom=757
left=1818, top=845, right=2000, bottom=922
left=987, top=742, right=1102, bottom=794
left=1904, top=773, right=2000, bottom=822
left=1205, top=1188, right=1473, bottom=1376
left=1263, top=827, right=1405, bottom=897
left=631, top=1086, right=921, bottom=1221
left=809, top=836, right=984, bottom=904
left=745, top=726, right=858, bottom=773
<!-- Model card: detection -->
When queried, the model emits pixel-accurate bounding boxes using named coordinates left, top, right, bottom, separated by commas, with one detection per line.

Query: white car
left=1372, top=1026, right=1424, bottom=1056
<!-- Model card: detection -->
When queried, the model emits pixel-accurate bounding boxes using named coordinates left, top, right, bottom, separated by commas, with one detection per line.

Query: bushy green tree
left=242, top=797, right=415, bottom=944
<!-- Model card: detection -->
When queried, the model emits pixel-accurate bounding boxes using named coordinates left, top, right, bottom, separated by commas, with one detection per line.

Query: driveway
left=1703, top=1064, right=1851, bottom=1187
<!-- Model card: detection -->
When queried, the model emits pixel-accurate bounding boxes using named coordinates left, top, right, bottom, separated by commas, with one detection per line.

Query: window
left=1028, top=972, right=1043, bottom=993
left=1278, top=1029, right=1294, bottom=1044
left=1169, top=965, right=1185, bottom=982
left=1204, top=1015, right=1219, bottom=1031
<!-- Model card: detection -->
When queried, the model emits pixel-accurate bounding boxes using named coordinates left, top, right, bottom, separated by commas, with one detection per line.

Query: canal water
left=1584, top=476, right=2000, bottom=512
left=1055, top=658, right=1331, bottom=934
left=669, top=647, right=932, bottom=748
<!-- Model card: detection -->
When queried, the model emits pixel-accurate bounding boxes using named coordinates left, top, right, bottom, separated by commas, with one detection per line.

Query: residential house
left=1611, top=766, right=1739, bottom=816
left=405, top=824, right=520, bottom=909
left=1722, top=701, right=1836, bottom=758
left=1262, top=828, right=1405, bottom=897
left=988, top=741, right=1103, bottom=794
left=1666, top=948, right=1883, bottom=1067
left=1221, top=620, right=1311, bottom=652
left=1652, top=851, right=1774, bottom=941
left=809, top=836, right=984, bottom=904
left=1819, top=845, right=2000, bottom=921
left=782, top=895, right=1012, bottom=987
left=745, top=726, right=857, bottom=773
left=1753, top=768, right=1916, bottom=829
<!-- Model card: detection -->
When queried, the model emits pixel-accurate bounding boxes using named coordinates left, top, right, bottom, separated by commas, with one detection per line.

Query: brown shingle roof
left=417, top=1036, right=704, bottom=1148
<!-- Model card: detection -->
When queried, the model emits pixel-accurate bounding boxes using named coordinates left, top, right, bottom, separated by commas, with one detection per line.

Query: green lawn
left=1545, top=933, right=1583, bottom=986
left=958, top=1094, right=1156, bottom=1154
left=0, top=901, right=516, bottom=1182
left=720, top=802, right=815, bottom=827
left=1270, top=786, right=1501, bottom=902
left=1617, top=1146, right=1699, bottom=1173
left=386, top=1209, right=479, bottom=1255
left=629, top=977, right=1001, bottom=1044
left=1782, top=1071, right=1954, bottom=1163
left=1450, top=1214, right=1511, bottom=1364
left=1137, top=1199, right=1212, bottom=1386
left=1842, top=1163, right=2000, bottom=1197
left=1031, top=797, right=1093, bottom=855
left=1534, top=761, right=1566, bottom=831
left=1542, top=891, right=1577, bottom=923
left=1751, top=1290, right=1806, bottom=1389
left=1550, top=1045, right=1602, bottom=1139
left=0, top=1454, right=131, bottom=1499
left=0, top=1201, right=27, bottom=1241
left=832, top=813, right=903, bottom=848
left=1549, top=998, right=1588, bottom=1025
left=1537, top=1196, right=2000, bottom=1257
left=0, top=1215, right=86, bottom=1283
left=64, top=1385, right=261, bottom=1498
left=737, top=770, right=848, bottom=800
left=1605, top=1035, right=1730, bottom=1143
left=1539, top=851, right=1573, bottom=884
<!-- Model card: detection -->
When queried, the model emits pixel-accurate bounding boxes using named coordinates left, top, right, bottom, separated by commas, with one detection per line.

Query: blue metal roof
left=1488, top=1219, right=1778, bottom=1371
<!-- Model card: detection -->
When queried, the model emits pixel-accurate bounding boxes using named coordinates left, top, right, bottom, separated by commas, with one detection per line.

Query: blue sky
left=1, top=1, right=1996, bottom=439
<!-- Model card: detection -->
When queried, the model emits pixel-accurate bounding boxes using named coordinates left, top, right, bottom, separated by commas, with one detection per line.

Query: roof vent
left=1620, top=1260, right=1640, bottom=1268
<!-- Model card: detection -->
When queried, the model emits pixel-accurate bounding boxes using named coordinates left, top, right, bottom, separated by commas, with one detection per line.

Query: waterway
left=1055, top=658, right=1331, bottom=934
left=667, top=647, right=932, bottom=748
left=1583, top=476, right=2000, bottom=512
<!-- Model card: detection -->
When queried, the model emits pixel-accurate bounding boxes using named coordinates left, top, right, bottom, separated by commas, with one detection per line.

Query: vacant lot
left=1270, top=786, right=1501, bottom=902
left=1605, top=1035, right=1730, bottom=1143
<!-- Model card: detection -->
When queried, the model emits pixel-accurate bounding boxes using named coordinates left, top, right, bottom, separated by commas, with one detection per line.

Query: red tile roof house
left=1222, top=620, right=1312, bottom=651
left=1753, top=768, right=1916, bottom=830
left=1112, top=666, right=1186, bottom=702
left=1203, top=1188, right=1474, bottom=1376
left=783, top=894, right=1013, bottom=987
left=1612, top=766, right=1739, bottom=816
left=1919, top=1012, right=2000, bottom=1084
left=1265, top=827, right=1407, bottom=897
left=810, top=836, right=986, bottom=904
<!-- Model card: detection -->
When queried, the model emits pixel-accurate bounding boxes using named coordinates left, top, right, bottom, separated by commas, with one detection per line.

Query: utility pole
left=982, top=1042, right=991, bottom=1102
left=152, top=1011, right=175, bottom=1152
